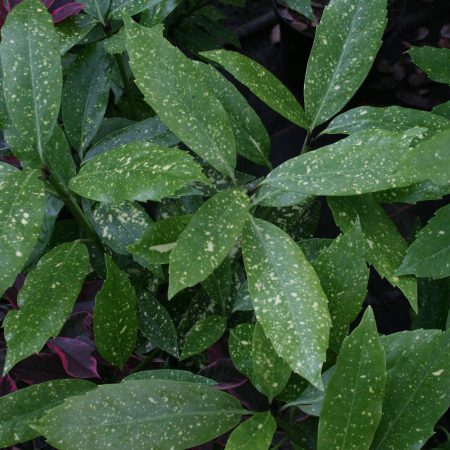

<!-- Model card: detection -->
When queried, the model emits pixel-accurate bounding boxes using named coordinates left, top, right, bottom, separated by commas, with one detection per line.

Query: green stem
left=300, top=131, right=310, bottom=155
left=129, top=348, right=162, bottom=374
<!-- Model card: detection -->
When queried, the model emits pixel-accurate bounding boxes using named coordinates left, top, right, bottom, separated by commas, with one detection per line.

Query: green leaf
left=1, top=0, right=62, bottom=161
left=125, top=19, right=236, bottom=177
left=397, top=204, right=450, bottom=279
left=252, top=322, right=291, bottom=401
left=229, top=323, right=256, bottom=382
left=202, top=257, right=232, bottom=313
left=0, top=379, right=95, bottom=447
left=408, top=46, right=450, bottom=85
left=91, top=201, right=152, bottom=255
left=168, top=189, right=250, bottom=298
left=56, top=15, right=96, bottom=55
left=110, top=0, right=159, bottom=19
left=242, top=217, right=331, bottom=389
left=83, top=0, right=110, bottom=23
left=94, top=255, right=138, bottom=368
left=285, top=0, right=314, bottom=20
left=62, top=43, right=112, bottom=154
left=225, top=412, right=276, bottom=450
left=85, top=117, right=178, bottom=161
left=200, top=50, right=307, bottom=128
left=232, top=280, right=253, bottom=312
left=0, top=168, right=45, bottom=297
left=313, top=219, right=369, bottom=351
left=194, top=61, right=271, bottom=168
left=137, top=291, right=179, bottom=357
left=34, top=380, right=246, bottom=450
left=180, top=315, right=227, bottom=360
left=69, top=141, right=207, bottom=203
left=3, top=242, right=89, bottom=373
left=374, top=181, right=450, bottom=205
left=325, top=106, right=450, bottom=139
left=128, top=215, right=192, bottom=265
left=317, top=308, right=386, bottom=450
left=372, top=330, right=450, bottom=450
left=433, top=100, right=450, bottom=119
left=140, top=0, right=182, bottom=27
left=304, top=0, right=387, bottom=129
left=328, top=195, right=418, bottom=311
left=263, top=130, right=415, bottom=197
left=124, top=369, right=216, bottom=385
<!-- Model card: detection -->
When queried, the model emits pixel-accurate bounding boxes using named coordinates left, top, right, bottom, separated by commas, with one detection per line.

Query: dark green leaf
left=83, top=0, right=110, bottom=23
left=202, top=257, right=232, bottom=314
left=232, top=280, right=253, bottom=312
left=140, top=0, right=182, bottom=27
left=111, top=0, right=159, bottom=19
left=298, top=238, right=333, bottom=262
left=3, top=242, right=89, bottom=373
left=374, top=181, right=450, bottom=204
left=94, top=255, right=138, bottom=368
left=56, top=15, right=96, bottom=55
left=408, top=46, right=450, bottom=85
left=229, top=323, right=256, bottom=382
left=285, top=0, right=313, bottom=20
left=124, top=369, right=216, bottom=385
left=433, top=100, right=450, bottom=119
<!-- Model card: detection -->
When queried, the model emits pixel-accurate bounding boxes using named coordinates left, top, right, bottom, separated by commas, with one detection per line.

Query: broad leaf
left=124, top=369, right=216, bottom=385
left=317, top=308, right=386, bottom=450
left=397, top=203, right=450, bottom=279
left=34, top=380, right=246, bottom=450
left=69, top=141, right=207, bottom=203
left=285, top=0, right=313, bottom=20
left=125, top=19, right=236, bottom=177
left=202, top=257, right=232, bottom=314
left=408, top=46, right=450, bottom=85
left=232, top=280, right=253, bottom=312
left=372, top=330, right=450, bottom=450
left=3, top=242, right=89, bottom=373
left=168, top=189, right=250, bottom=298
left=62, top=43, right=112, bottom=154
left=0, top=168, right=45, bottom=297
left=313, top=219, right=369, bottom=351
left=242, top=217, right=331, bottom=388
left=82, top=0, right=110, bottom=23
left=1, top=0, right=62, bottom=162
left=140, top=0, right=182, bottom=27
left=128, top=215, right=192, bottom=265
left=56, top=15, right=96, bottom=55
left=263, top=130, right=415, bottom=197
left=252, top=322, right=291, bottom=401
left=229, top=323, right=256, bottom=382
left=111, top=0, right=159, bottom=19
left=304, top=0, right=387, bottom=129
left=433, top=100, right=450, bottom=119
left=0, top=379, right=95, bottom=447
left=137, top=291, right=179, bottom=358
left=194, top=61, right=271, bottom=168
left=329, top=195, right=418, bottom=311
left=180, top=315, right=227, bottom=360
left=325, top=106, right=450, bottom=139
left=94, top=255, right=138, bottom=368
left=201, top=50, right=307, bottom=128
left=225, top=412, right=276, bottom=450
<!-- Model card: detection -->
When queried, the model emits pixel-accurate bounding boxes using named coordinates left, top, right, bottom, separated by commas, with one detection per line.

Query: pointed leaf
left=82, top=0, right=110, bottom=23
left=124, top=369, right=216, bottom=385
left=408, top=46, right=450, bottom=85
left=69, top=141, right=207, bottom=203
left=56, top=15, right=96, bottom=55
left=169, top=189, right=250, bottom=298
left=202, top=257, right=232, bottom=313
left=0, top=379, right=95, bottom=447
left=229, top=323, right=256, bottom=382
left=201, top=49, right=306, bottom=128
left=34, top=380, right=246, bottom=450
left=3, top=242, right=89, bottom=373
left=125, top=19, right=236, bottom=177
left=433, top=100, right=450, bottom=119
left=0, top=168, right=45, bottom=297
left=242, top=217, right=331, bottom=389
left=94, top=255, right=138, bottom=368
left=304, top=0, right=387, bottom=129
left=225, top=412, right=276, bottom=450
left=317, top=308, right=386, bottom=450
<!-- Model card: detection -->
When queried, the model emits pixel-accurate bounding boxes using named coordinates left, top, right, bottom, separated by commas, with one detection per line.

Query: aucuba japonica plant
left=0, top=0, right=449, bottom=448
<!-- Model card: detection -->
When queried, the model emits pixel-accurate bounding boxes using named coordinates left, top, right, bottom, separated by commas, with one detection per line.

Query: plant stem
left=129, top=348, right=162, bottom=374
left=300, top=131, right=310, bottom=155
left=115, top=54, right=140, bottom=120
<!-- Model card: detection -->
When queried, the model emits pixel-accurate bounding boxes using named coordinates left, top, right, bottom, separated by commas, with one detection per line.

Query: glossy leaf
left=229, top=323, right=256, bottom=382
left=1, top=0, right=62, bottom=161
left=34, top=380, right=246, bottom=450
left=225, top=412, right=276, bottom=450
left=0, top=168, right=45, bottom=297
left=94, top=255, right=138, bottom=368
left=194, top=61, right=271, bottom=168
left=180, top=315, right=227, bottom=360
left=0, top=379, right=95, bottom=447
left=3, top=242, right=89, bottom=373
left=137, top=291, right=179, bottom=358
left=304, top=0, right=387, bottom=129
left=110, top=0, right=159, bottom=19
left=128, top=215, right=192, bottom=265
left=232, top=280, right=253, bottom=312
left=125, top=19, right=236, bottom=177
left=313, top=220, right=369, bottom=351
left=242, top=217, right=331, bottom=389
left=285, top=0, right=313, bottom=20
left=124, top=369, right=215, bottom=384
left=202, top=257, right=232, bottom=313
left=397, top=204, right=450, bottom=279
left=69, top=141, right=207, bottom=203
left=252, top=322, right=291, bottom=401
left=263, top=130, right=415, bottom=197
left=317, top=308, right=386, bottom=450
left=329, top=195, right=418, bottom=311
left=408, top=46, right=450, bottom=85
left=433, top=100, right=450, bottom=119
left=169, top=189, right=250, bottom=298
left=56, top=15, right=96, bottom=55
left=82, top=0, right=110, bottom=23
left=372, top=330, right=450, bottom=450
left=201, top=49, right=307, bottom=128
left=62, top=43, right=112, bottom=154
